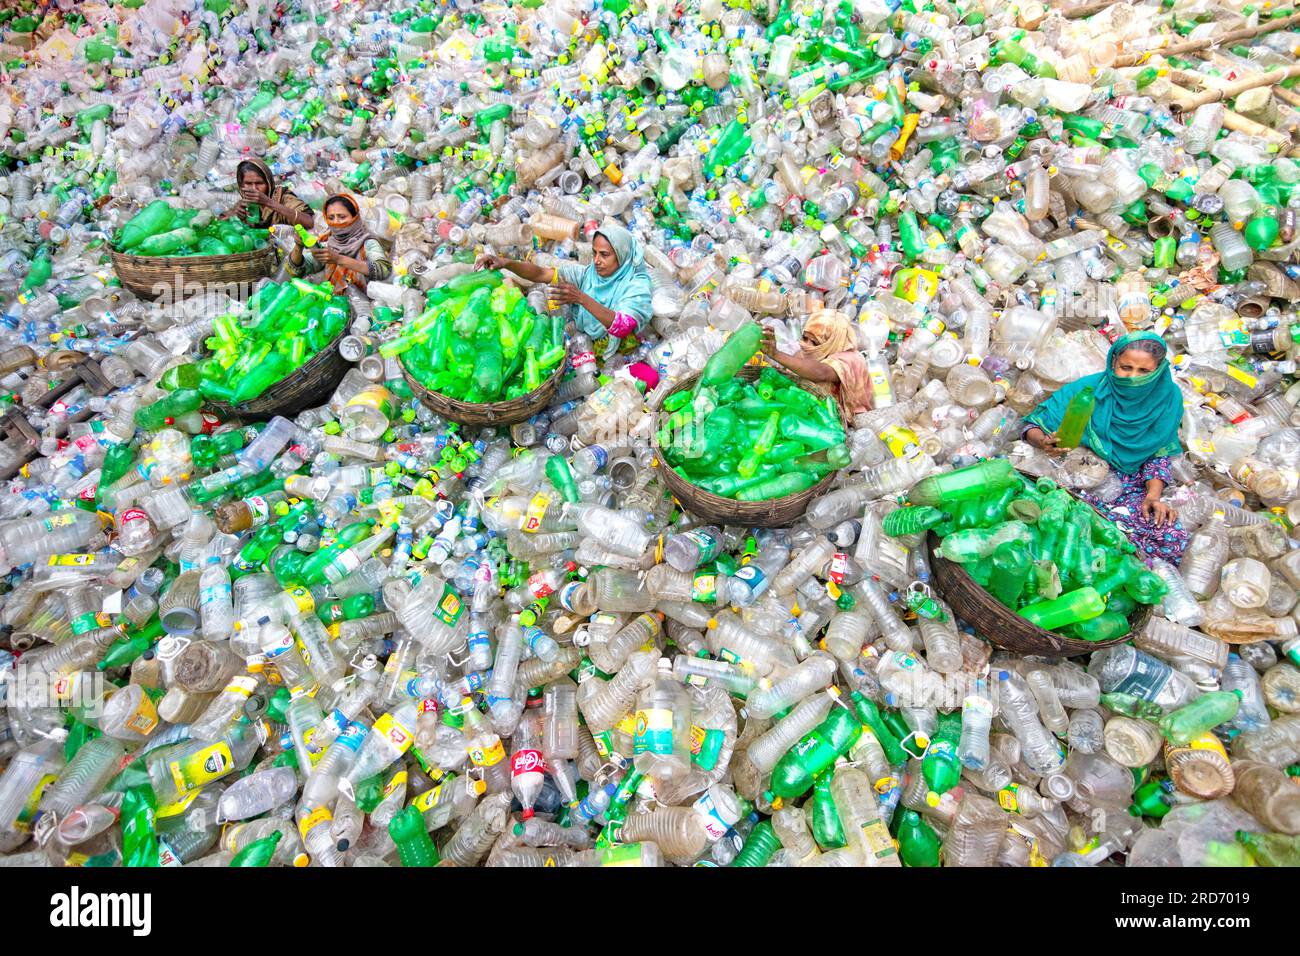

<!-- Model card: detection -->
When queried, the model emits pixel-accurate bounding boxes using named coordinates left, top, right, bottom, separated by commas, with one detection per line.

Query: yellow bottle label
left=156, top=788, right=201, bottom=819
left=298, top=806, right=332, bottom=840
left=859, top=818, right=897, bottom=860
left=467, top=738, right=506, bottom=768
left=382, top=770, right=408, bottom=799
left=124, top=692, right=160, bottom=736
left=169, top=741, right=234, bottom=794
left=522, top=493, right=550, bottom=533
left=373, top=711, right=416, bottom=755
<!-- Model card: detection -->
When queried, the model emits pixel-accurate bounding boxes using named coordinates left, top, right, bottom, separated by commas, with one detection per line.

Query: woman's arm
left=1139, top=457, right=1177, bottom=525
left=1024, top=425, right=1068, bottom=457
left=475, top=254, right=552, bottom=284
left=758, top=329, right=838, bottom=383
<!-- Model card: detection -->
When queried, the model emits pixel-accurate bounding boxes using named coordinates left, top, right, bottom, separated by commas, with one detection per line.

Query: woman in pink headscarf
left=760, top=310, right=873, bottom=415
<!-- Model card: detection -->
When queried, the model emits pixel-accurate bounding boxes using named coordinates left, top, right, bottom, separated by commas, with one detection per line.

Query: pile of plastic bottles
left=0, top=0, right=1298, bottom=869
left=389, top=271, right=568, bottom=403
left=113, top=200, right=270, bottom=257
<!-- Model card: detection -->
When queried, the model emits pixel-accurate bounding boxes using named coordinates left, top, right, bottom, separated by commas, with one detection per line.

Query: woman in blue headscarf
left=476, top=223, right=653, bottom=350
left=1023, top=331, right=1188, bottom=564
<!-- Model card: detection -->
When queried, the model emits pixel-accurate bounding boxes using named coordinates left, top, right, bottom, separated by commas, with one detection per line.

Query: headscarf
left=571, top=223, right=653, bottom=340
left=320, top=192, right=372, bottom=292
left=236, top=158, right=290, bottom=229
left=801, top=309, right=873, bottom=415
left=1024, top=330, right=1184, bottom=475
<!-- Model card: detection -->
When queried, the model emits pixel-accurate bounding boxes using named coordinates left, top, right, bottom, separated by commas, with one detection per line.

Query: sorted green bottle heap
left=658, top=321, right=849, bottom=502
left=886, top=459, right=1168, bottom=639
left=196, top=279, right=350, bottom=405
left=113, top=199, right=269, bottom=257
left=383, top=271, right=565, bottom=403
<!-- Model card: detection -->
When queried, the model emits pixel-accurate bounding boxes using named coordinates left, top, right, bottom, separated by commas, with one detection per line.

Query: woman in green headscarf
left=476, top=222, right=654, bottom=352
left=1023, top=331, right=1189, bottom=564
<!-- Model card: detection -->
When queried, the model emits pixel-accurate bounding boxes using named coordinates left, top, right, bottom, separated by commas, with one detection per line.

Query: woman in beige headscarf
left=760, top=310, right=873, bottom=415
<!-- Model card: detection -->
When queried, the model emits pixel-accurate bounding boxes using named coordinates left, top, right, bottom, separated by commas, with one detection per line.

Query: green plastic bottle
left=906, top=458, right=1017, bottom=507
left=230, top=829, right=282, bottom=866
left=696, top=320, right=764, bottom=392
left=809, top=772, right=846, bottom=849
left=896, top=809, right=941, bottom=867
left=729, top=820, right=781, bottom=866
left=1235, top=829, right=1300, bottom=867
left=389, top=804, right=441, bottom=866
left=770, top=705, right=863, bottom=799
left=1018, top=586, right=1105, bottom=631
left=1055, top=386, right=1095, bottom=449
left=1158, top=690, right=1241, bottom=745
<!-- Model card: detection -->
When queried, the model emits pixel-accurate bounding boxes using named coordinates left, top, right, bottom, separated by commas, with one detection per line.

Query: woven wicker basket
left=651, top=364, right=846, bottom=528
left=207, top=330, right=348, bottom=422
left=110, top=246, right=277, bottom=300
left=400, top=357, right=565, bottom=428
left=927, top=526, right=1151, bottom=659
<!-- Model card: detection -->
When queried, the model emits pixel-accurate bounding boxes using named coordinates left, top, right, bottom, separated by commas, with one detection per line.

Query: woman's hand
left=760, top=327, right=779, bottom=357
left=548, top=282, right=583, bottom=306
left=315, top=247, right=339, bottom=267
left=1141, top=495, right=1177, bottom=527
left=1027, top=427, right=1068, bottom=457
left=476, top=253, right=507, bottom=271
left=239, top=185, right=271, bottom=209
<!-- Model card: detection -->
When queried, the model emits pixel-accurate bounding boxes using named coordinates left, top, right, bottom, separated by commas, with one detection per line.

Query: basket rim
left=109, top=245, right=276, bottom=266
left=923, top=472, right=1147, bottom=655
left=650, top=362, right=848, bottom=517
left=397, top=350, right=566, bottom=414
left=207, top=328, right=347, bottom=417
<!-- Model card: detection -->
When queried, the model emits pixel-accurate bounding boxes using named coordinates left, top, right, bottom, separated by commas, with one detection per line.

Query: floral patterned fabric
left=1075, top=456, right=1190, bottom=566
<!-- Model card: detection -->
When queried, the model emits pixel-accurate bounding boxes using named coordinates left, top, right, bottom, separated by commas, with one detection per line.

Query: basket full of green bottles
left=885, top=458, right=1165, bottom=657
left=387, top=271, right=567, bottom=427
left=195, top=279, right=351, bottom=420
left=653, top=321, right=849, bottom=527
left=109, top=199, right=277, bottom=300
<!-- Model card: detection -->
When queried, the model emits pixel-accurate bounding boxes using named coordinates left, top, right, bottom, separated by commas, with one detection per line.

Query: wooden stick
left=1275, top=84, right=1300, bottom=110
left=1165, top=62, right=1300, bottom=109
left=1061, top=0, right=1121, bottom=20
left=1163, top=80, right=1292, bottom=143
left=1115, top=12, right=1300, bottom=67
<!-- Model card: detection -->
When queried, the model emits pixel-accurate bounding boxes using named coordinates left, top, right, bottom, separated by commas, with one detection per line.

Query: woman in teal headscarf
left=1023, top=331, right=1189, bottom=564
left=476, top=223, right=653, bottom=352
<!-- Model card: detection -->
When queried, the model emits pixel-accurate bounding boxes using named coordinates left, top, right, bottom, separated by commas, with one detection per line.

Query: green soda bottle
left=921, top=713, right=962, bottom=803
left=389, top=805, right=441, bottom=866
left=809, top=772, right=846, bottom=849
left=906, top=458, right=1017, bottom=507
left=769, top=704, right=863, bottom=799
left=545, top=455, right=581, bottom=504
left=1017, top=586, right=1105, bottom=631
left=729, top=820, right=781, bottom=866
left=134, top=389, right=202, bottom=431
left=896, top=809, right=941, bottom=867
left=1055, top=386, right=1095, bottom=449
left=696, top=320, right=764, bottom=392
left=230, top=829, right=282, bottom=866
left=850, top=692, right=909, bottom=766
left=1158, top=690, right=1241, bottom=746
left=1066, top=611, right=1130, bottom=642
left=882, top=506, right=947, bottom=537
left=987, top=540, right=1032, bottom=607
left=1235, top=830, right=1300, bottom=867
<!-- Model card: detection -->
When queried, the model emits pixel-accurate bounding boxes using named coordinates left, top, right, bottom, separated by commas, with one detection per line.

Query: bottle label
left=510, top=748, right=545, bottom=779
left=692, top=789, right=738, bottom=842
left=634, top=708, right=674, bottom=756
left=373, top=711, right=415, bottom=754
left=14, top=774, right=57, bottom=832
left=828, top=552, right=849, bottom=585
left=596, top=844, right=649, bottom=866
left=467, top=738, right=506, bottom=768
left=432, top=583, right=464, bottom=628
left=157, top=839, right=182, bottom=868
left=879, top=424, right=920, bottom=459
left=1111, top=655, right=1171, bottom=701
left=997, top=782, right=1022, bottom=813
left=298, top=805, right=332, bottom=840
left=287, top=587, right=315, bottom=615
left=528, top=571, right=557, bottom=598
left=412, top=782, right=446, bottom=813
left=42, top=513, right=78, bottom=531
left=557, top=581, right=586, bottom=612
left=124, top=692, right=160, bottom=735
left=522, top=493, right=550, bottom=533
left=691, top=569, right=717, bottom=604
left=731, top=563, right=766, bottom=597
left=382, top=769, right=407, bottom=799
left=682, top=527, right=721, bottom=562
left=247, top=495, right=272, bottom=525
left=859, top=818, right=897, bottom=860
left=169, top=741, right=234, bottom=794
left=572, top=350, right=597, bottom=370
left=689, top=724, right=725, bottom=771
